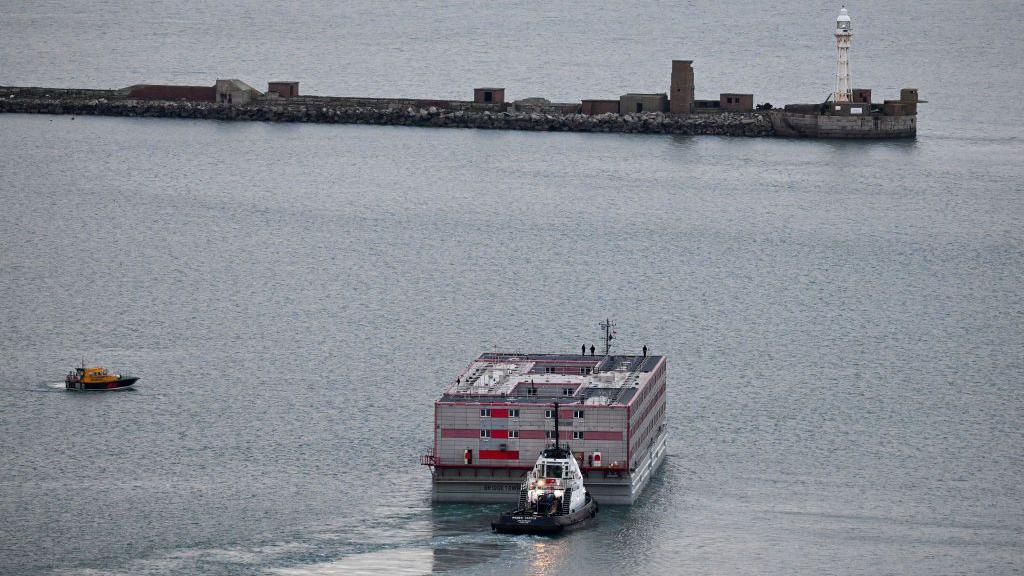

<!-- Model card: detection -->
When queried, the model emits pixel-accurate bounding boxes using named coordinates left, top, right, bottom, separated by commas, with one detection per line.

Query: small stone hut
left=720, top=93, right=754, bottom=112
left=268, top=81, right=299, bottom=98
left=581, top=99, right=620, bottom=115
left=474, top=88, right=505, bottom=105
left=620, top=93, right=668, bottom=114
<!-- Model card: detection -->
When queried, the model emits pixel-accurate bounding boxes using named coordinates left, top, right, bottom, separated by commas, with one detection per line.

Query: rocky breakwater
left=0, top=87, right=774, bottom=136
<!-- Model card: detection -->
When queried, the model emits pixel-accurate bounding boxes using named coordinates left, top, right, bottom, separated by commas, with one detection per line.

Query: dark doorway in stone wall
left=484, top=91, right=493, bottom=102
left=636, top=102, right=643, bottom=113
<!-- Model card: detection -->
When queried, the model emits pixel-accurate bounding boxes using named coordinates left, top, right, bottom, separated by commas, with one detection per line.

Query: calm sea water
left=1, top=1, right=1022, bottom=575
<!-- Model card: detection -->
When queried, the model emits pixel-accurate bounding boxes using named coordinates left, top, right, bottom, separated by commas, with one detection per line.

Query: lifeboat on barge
left=492, top=403, right=598, bottom=535
left=65, top=363, right=138, bottom=391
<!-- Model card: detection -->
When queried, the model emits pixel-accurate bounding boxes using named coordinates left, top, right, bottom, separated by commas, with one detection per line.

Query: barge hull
left=431, top=431, right=667, bottom=505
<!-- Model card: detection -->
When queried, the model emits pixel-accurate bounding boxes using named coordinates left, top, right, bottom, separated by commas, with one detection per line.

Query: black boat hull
left=66, top=377, right=138, bottom=391
left=492, top=498, right=598, bottom=535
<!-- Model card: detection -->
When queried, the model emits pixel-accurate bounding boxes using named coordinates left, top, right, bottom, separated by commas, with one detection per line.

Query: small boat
left=492, top=403, right=598, bottom=535
left=65, top=362, right=138, bottom=391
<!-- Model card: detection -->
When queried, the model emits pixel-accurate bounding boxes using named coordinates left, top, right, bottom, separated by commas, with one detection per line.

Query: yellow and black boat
left=65, top=363, right=138, bottom=391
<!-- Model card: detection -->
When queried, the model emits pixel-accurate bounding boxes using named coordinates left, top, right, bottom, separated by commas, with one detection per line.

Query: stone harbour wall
left=770, top=110, right=916, bottom=138
left=0, top=86, right=774, bottom=137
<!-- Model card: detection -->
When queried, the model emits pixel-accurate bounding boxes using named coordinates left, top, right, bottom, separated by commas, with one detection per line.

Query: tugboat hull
left=491, top=498, right=598, bottom=536
left=66, top=377, right=138, bottom=391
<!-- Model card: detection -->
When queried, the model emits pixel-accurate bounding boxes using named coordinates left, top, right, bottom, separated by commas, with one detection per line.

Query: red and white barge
left=422, top=351, right=667, bottom=505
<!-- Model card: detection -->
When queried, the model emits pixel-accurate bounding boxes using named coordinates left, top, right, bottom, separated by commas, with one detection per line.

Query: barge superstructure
left=422, top=351, right=667, bottom=505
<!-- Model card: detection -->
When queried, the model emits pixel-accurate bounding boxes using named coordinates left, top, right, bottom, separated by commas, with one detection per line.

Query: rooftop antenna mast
left=600, top=318, right=616, bottom=356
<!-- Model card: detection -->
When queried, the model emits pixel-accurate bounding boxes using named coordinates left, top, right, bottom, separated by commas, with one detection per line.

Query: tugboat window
left=545, top=464, right=563, bottom=478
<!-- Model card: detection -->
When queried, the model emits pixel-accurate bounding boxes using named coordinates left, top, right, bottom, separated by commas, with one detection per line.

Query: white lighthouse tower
left=834, top=6, right=853, bottom=102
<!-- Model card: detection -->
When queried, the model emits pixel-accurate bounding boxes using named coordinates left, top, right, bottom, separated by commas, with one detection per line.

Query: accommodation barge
left=421, top=352, right=667, bottom=505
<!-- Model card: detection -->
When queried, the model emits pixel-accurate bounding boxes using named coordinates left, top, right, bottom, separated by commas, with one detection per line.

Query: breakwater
left=0, top=87, right=774, bottom=136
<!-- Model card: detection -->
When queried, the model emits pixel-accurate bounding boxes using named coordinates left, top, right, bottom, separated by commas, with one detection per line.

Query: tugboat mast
left=553, top=400, right=560, bottom=449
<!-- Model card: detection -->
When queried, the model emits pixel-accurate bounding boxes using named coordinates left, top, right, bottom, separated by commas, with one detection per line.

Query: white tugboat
left=491, top=402, right=599, bottom=535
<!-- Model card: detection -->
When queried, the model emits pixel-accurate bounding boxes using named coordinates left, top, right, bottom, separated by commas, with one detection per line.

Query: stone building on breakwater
left=0, top=9, right=920, bottom=140
left=123, top=78, right=263, bottom=105
left=0, top=59, right=777, bottom=137
left=108, top=61, right=751, bottom=119
left=0, top=83, right=772, bottom=137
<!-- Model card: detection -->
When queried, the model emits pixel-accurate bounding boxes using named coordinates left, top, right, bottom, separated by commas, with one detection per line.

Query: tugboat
left=65, top=362, right=138, bottom=391
left=491, top=402, right=598, bottom=535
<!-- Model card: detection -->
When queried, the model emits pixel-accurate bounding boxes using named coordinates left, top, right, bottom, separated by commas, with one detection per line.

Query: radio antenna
left=600, top=318, right=616, bottom=356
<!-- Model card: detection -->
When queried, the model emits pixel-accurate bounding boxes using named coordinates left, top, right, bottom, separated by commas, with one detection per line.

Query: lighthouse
left=834, top=6, right=853, bottom=102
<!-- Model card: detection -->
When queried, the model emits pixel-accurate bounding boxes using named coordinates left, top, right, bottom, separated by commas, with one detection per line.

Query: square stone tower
left=670, top=60, right=695, bottom=114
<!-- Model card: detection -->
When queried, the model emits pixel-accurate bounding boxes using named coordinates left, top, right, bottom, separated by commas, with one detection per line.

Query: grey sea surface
left=1, top=1, right=1022, bottom=575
